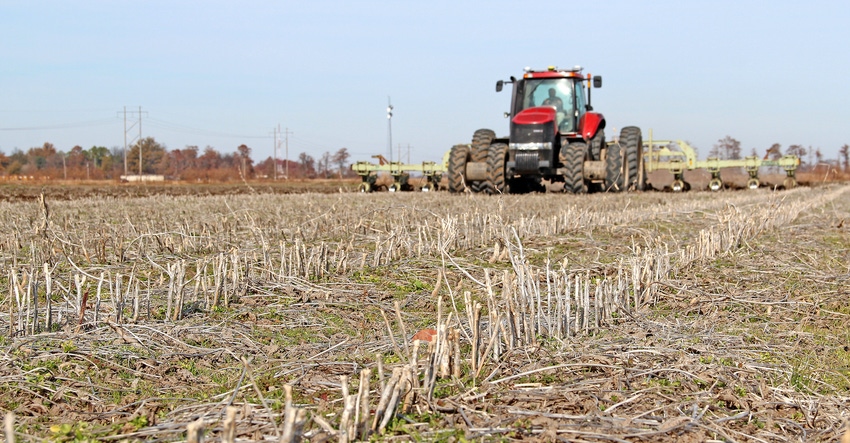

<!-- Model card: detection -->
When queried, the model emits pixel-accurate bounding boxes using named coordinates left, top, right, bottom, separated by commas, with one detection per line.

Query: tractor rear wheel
left=561, top=142, right=587, bottom=194
left=470, top=129, right=495, bottom=193
left=486, top=143, right=509, bottom=194
left=447, top=144, right=470, bottom=193
left=589, top=130, right=605, bottom=161
left=471, top=129, right=496, bottom=161
left=619, top=126, right=645, bottom=191
left=605, top=141, right=625, bottom=192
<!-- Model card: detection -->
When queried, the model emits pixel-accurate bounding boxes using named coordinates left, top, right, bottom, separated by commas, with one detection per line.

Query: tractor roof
left=523, top=65, right=585, bottom=79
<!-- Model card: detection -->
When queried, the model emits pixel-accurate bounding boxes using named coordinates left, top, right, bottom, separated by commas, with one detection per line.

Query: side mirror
left=496, top=80, right=503, bottom=92
left=593, top=76, right=602, bottom=88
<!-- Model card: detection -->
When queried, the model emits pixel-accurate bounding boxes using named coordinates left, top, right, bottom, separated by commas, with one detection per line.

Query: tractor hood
left=512, top=106, right=556, bottom=126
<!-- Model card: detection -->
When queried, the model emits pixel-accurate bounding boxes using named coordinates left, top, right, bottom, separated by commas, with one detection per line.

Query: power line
left=0, top=119, right=117, bottom=131
left=145, top=117, right=270, bottom=139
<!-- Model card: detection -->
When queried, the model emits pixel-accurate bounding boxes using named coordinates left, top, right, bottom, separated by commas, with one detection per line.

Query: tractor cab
left=514, top=75, right=584, bottom=133
left=498, top=66, right=590, bottom=135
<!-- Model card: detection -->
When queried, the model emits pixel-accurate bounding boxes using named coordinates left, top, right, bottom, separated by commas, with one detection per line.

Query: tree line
left=2, top=135, right=848, bottom=181
left=0, top=138, right=355, bottom=181
left=709, top=136, right=850, bottom=172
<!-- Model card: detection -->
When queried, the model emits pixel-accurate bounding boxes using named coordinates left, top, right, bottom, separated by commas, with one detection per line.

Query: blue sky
left=1, top=0, right=848, bottom=164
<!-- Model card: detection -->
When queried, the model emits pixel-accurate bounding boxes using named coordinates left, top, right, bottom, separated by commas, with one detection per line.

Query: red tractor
left=447, top=66, right=645, bottom=194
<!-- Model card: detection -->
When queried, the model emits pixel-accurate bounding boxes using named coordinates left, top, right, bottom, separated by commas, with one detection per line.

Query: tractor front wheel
left=561, top=142, right=587, bottom=194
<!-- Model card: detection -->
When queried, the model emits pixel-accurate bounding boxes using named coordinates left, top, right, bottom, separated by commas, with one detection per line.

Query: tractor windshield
left=517, top=77, right=585, bottom=133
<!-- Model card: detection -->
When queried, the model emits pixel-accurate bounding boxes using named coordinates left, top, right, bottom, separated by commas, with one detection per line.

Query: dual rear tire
left=605, top=126, right=644, bottom=192
left=486, top=143, right=508, bottom=194
left=447, top=129, right=503, bottom=194
left=447, top=144, right=470, bottom=193
left=470, top=129, right=495, bottom=193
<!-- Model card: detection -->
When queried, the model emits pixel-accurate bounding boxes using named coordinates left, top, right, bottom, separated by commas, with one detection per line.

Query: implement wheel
left=561, top=142, right=587, bottom=194
left=486, top=143, right=509, bottom=194
left=447, top=144, right=470, bottom=193
left=358, top=182, right=371, bottom=193
left=783, top=177, right=797, bottom=189
left=709, top=178, right=723, bottom=192
left=671, top=179, right=685, bottom=193
left=747, top=178, right=760, bottom=189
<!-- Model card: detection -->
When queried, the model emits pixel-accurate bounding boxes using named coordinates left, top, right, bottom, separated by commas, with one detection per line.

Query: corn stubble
left=1, top=185, right=849, bottom=442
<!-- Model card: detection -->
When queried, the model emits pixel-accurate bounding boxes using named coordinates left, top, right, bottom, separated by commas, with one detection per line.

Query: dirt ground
left=0, top=182, right=849, bottom=442
left=0, top=179, right=355, bottom=202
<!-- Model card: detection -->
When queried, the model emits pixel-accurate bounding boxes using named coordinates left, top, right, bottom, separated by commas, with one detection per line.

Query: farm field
left=1, top=183, right=849, bottom=442
left=0, top=180, right=353, bottom=203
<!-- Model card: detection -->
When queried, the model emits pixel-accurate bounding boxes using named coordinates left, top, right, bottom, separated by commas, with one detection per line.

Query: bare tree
left=319, top=152, right=332, bottom=178
left=839, top=144, right=849, bottom=172
left=332, top=148, right=351, bottom=178
left=298, top=152, right=316, bottom=178
left=712, top=136, right=741, bottom=160
left=236, top=144, right=253, bottom=177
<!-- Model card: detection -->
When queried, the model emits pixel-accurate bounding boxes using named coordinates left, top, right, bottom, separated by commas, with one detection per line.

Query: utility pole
left=387, top=97, right=393, bottom=163
left=272, top=126, right=279, bottom=180
left=123, top=107, right=127, bottom=175
left=138, top=106, right=143, bottom=176
left=284, top=127, right=292, bottom=179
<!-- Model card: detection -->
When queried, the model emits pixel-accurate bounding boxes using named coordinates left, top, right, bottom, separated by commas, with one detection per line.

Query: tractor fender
left=579, top=112, right=605, bottom=140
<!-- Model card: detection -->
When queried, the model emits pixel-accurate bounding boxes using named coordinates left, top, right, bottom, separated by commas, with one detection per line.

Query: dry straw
left=0, top=185, right=847, bottom=441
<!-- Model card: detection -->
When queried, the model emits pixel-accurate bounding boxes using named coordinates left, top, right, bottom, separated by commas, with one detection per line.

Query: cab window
left=521, top=78, right=573, bottom=112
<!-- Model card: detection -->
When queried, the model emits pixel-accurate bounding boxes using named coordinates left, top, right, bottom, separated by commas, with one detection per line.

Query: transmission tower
left=119, top=106, right=147, bottom=175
